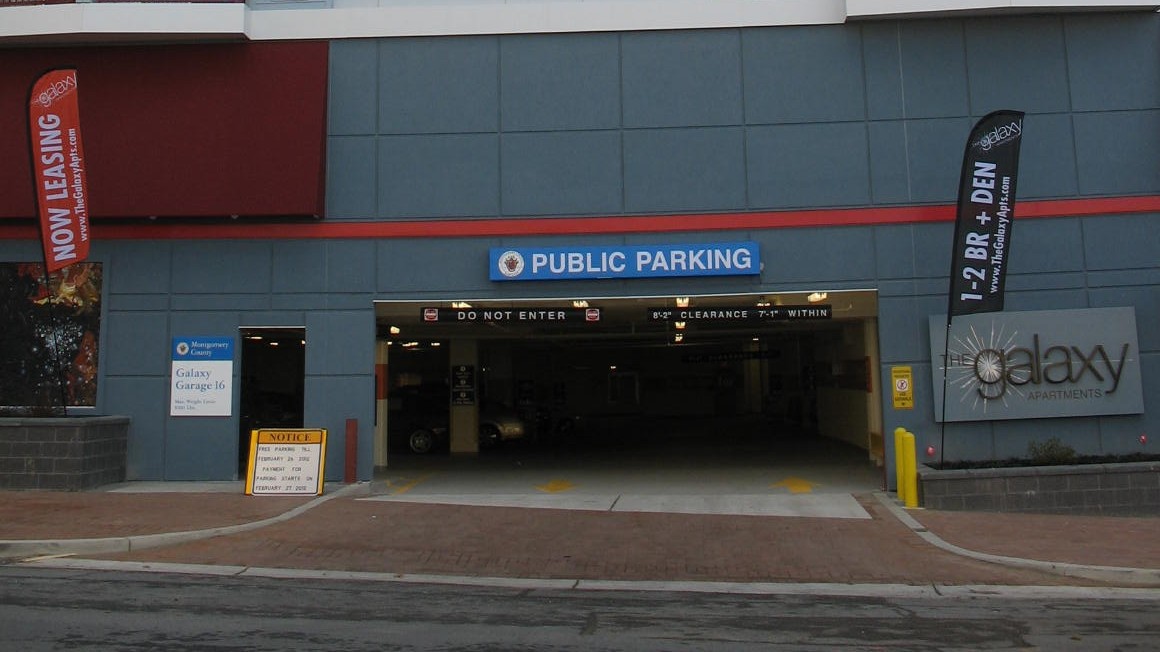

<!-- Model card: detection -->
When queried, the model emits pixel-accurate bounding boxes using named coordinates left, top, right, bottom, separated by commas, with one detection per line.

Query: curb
left=0, top=482, right=369, bottom=560
left=18, top=557, right=1160, bottom=601
left=872, top=492, right=1160, bottom=587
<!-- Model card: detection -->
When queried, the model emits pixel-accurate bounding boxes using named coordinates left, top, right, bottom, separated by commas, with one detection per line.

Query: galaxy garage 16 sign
left=170, top=336, right=234, bottom=417
left=929, top=307, right=1143, bottom=422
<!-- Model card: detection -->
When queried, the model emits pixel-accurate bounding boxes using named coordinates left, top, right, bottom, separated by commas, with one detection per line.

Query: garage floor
left=371, top=419, right=885, bottom=519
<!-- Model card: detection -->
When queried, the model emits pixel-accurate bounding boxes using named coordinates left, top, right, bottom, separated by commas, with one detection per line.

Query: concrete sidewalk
left=2, top=482, right=1157, bottom=588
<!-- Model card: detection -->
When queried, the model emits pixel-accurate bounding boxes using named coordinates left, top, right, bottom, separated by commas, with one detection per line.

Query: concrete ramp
left=361, top=492, right=871, bottom=519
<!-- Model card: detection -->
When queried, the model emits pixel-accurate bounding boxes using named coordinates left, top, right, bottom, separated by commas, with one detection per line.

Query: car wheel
left=409, top=428, right=435, bottom=454
left=479, top=424, right=500, bottom=448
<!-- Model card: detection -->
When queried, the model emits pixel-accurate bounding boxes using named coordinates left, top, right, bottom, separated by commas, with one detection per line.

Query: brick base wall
left=0, top=417, right=129, bottom=491
left=918, top=462, right=1160, bottom=515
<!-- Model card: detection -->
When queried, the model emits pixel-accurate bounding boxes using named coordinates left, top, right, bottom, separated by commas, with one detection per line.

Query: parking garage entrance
left=373, top=292, right=884, bottom=490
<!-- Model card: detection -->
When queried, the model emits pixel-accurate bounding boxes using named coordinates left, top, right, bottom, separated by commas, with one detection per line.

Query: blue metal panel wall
left=882, top=210, right=1158, bottom=467
left=1066, top=13, right=1160, bottom=111
left=86, top=240, right=376, bottom=481
left=502, top=132, right=622, bottom=216
left=6, top=13, right=1156, bottom=481
left=625, top=128, right=747, bottom=211
left=500, top=33, right=621, bottom=131
left=99, top=241, right=171, bottom=479
left=744, top=26, right=866, bottom=124
left=747, top=123, right=871, bottom=208
left=623, top=30, right=743, bottom=127
left=1018, top=114, right=1079, bottom=198
left=149, top=14, right=1160, bottom=474
left=1075, top=111, right=1160, bottom=195
left=899, top=22, right=970, bottom=118
left=326, top=15, right=1159, bottom=216
left=379, top=36, right=499, bottom=134
left=965, top=16, right=1071, bottom=114
left=305, top=309, right=375, bottom=481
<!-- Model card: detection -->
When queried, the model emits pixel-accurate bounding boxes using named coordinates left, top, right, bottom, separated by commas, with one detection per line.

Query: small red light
left=926, top=445, right=936, bottom=457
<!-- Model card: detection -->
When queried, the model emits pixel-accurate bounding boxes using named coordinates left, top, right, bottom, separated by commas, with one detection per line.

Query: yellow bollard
left=893, top=427, right=908, bottom=504
left=901, top=430, right=918, bottom=508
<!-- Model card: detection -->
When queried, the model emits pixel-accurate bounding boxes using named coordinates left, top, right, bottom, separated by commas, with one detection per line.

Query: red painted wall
left=0, top=41, right=328, bottom=220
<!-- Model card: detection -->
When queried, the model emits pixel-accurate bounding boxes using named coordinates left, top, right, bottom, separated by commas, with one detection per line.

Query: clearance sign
left=29, top=68, right=90, bottom=273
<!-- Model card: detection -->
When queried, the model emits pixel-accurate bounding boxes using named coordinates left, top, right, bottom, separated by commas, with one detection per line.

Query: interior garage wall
left=816, top=322, right=872, bottom=451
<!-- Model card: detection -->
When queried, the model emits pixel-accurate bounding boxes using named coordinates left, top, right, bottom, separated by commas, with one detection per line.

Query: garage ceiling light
left=808, top=292, right=828, bottom=303
left=675, top=297, right=690, bottom=307
left=572, top=300, right=589, bottom=308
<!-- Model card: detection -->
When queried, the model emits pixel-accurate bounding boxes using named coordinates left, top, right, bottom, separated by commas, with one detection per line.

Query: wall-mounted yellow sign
left=891, top=366, right=914, bottom=410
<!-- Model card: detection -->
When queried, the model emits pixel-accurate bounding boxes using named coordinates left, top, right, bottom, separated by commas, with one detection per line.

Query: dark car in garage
left=388, top=384, right=527, bottom=454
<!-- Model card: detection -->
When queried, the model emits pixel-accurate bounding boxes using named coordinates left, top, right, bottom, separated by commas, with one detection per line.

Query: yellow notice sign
left=891, top=366, right=914, bottom=410
left=245, top=429, right=327, bottom=496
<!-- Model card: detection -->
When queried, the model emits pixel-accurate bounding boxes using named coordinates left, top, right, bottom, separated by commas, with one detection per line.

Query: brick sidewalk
left=6, top=488, right=1155, bottom=587
left=93, top=494, right=1098, bottom=586
left=0, top=492, right=310, bottom=539
left=909, top=509, right=1160, bottom=569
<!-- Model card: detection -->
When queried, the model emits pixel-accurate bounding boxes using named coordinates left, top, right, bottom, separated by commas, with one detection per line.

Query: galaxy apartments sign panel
left=929, top=308, right=1143, bottom=422
left=490, top=242, right=760, bottom=281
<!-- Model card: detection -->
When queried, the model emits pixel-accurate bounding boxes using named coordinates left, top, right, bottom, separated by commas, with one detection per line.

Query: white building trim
left=1, top=0, right=1156, bottom=44
left=0, top=4, right=246, bottom=43
left=245, top=1, right=846, bottom=40
left=846, top=0, right=1159, bottom=20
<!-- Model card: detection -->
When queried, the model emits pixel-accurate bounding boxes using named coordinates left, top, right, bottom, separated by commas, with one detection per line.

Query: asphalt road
left=2, top=566, right=1157, bottom=651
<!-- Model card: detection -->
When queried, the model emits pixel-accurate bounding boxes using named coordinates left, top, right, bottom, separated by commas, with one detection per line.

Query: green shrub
left=1028, top=437, right=1077, bottom=465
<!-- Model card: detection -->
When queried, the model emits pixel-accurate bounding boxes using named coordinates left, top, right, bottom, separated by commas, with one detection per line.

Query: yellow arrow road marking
left=536, top=479, right=576, bottom=493
left=771, top=477, right=818, bottom=494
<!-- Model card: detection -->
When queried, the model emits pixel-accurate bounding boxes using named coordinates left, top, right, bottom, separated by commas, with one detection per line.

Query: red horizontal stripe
left=1, top=195, right=1157, bottom=241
